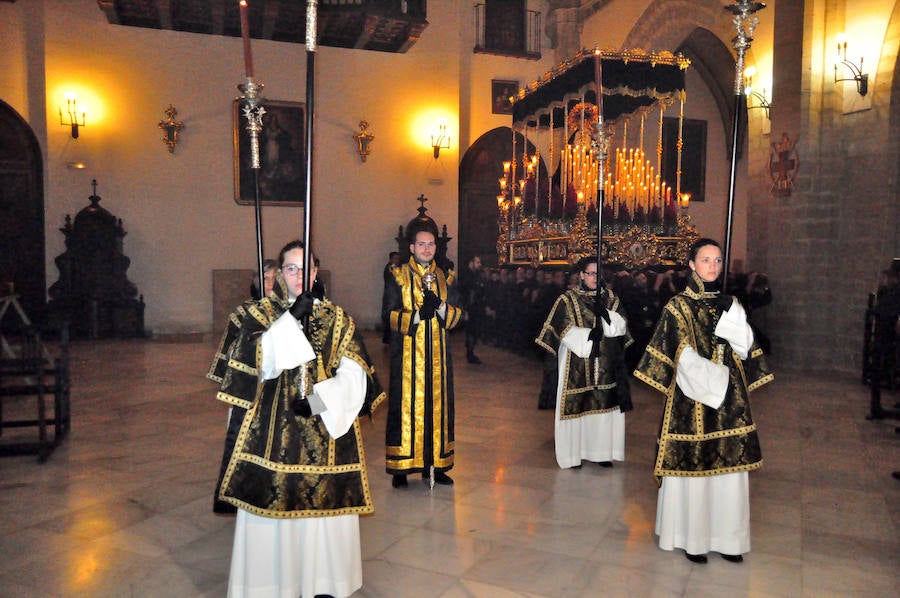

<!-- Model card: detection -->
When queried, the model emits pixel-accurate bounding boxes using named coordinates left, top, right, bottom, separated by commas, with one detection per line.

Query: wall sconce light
left=59, top=93, right=86, bottom=139
left=679, top=193, right=691, bottom=210
left=834, top=35, right=868, bottom=96
left=353, top=120, right=374, bottom=162
left=743, top=66, right=772, bottom=120
left=157, top=104, right=185, bottom=154
left=431, top=123, right=450, bottom=159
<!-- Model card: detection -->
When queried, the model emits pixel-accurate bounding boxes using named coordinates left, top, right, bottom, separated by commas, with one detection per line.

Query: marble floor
left=0, top=331, right=897, bottom=597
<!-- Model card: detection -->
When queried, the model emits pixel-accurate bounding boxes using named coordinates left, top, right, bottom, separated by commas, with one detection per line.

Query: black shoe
left=434, top=471, right=454, bottom=485
left=892, top=471, right=900, bottom=481
left=467, top=354, right=482, bottom=364
left=391, top=474, right=408, bottom=488
left=721, top=554, right=744, bottom=563
left=685, top=553, right=708, bottom=563
left=598, top=461, right=613, bottom=468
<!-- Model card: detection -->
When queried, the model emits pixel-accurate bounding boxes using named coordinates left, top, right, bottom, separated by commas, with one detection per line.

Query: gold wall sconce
left=59, top=93, right=86, bottom=139
left=158, top=105, right=185, bottom=154
left=353, top=120, right=374, bottom=162
left=834, top=35, right=868, bottom=96
left=431, top=122, right=450, bottom=159
left=743, top=66, right=772, bottom=120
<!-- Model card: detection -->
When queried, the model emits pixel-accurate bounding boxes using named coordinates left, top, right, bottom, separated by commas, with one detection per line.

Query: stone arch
left=0, top=98, right=46, bottom=320
left=458, top=127, right=539, bottom=267
left=623, top=0, right=749, bottom=159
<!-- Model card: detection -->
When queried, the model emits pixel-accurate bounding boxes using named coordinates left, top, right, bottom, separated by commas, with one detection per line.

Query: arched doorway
left=458, top=127, right=541, bottom=268
left=0, top=99, right=45, bottom=321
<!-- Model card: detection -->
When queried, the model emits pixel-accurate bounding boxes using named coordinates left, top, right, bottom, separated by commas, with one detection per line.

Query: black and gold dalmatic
left=634, top=273, right=773, bottom=484
left=535, top=287, right=631, bottom=417
left=384, top=258, right=463, bottom=476
left=207, top=279, right=385, bottom=518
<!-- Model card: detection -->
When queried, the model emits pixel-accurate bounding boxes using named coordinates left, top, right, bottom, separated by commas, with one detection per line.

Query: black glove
left=588, top=326, right=604, bottom=360
left=291, top=396, right=312, bottom=418
left=595, top=306, right=611, bottom=325
left=311, top=279, right=325, bottom=300
left=289, top=292, right=315, bottom=320
left=714, top=294, right=734, bottom=312
left=419, top=289, right=441, bottom=320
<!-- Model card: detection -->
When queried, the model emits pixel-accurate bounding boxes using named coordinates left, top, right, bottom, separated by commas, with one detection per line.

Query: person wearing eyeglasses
left=634, top=238, right=773, bottom=565
left=535, top=255, right=632, bottom=470
left=208, top=239, right=384, bottom=598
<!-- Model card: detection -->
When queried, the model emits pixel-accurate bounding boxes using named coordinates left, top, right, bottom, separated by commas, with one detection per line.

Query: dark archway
left=0, top=99, right=46, bottom=321
left=458, top=127, right=541, bottom=268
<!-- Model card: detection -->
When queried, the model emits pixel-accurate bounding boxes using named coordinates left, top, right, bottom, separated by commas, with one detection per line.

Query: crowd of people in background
left=465, top=261, right=772, bottom=373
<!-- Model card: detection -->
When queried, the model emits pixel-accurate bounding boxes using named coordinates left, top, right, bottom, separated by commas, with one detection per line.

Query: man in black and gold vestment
left=208, top=240, right=384, bottom=598
left=384, top=219, right=463, bottom=488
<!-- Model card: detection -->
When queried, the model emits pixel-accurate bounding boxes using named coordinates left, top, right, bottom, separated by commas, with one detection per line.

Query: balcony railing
left=474, top=3, right=541, bottom=59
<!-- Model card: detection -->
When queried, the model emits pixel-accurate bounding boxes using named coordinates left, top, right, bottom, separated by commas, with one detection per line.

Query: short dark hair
left=575, top=256, right=598, bottom=273
left=278, top=240, right=317, bottom=267
left=688, top=238, right=721, bottom=263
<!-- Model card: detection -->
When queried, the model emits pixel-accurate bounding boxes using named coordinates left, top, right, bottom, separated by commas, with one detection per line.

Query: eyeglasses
left=281, top=264, right=303, bottom=276
left=583, top=271, right=598, bottom=277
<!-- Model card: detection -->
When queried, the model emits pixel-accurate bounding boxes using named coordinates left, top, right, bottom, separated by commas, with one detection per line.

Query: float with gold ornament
left=497, top=47, right=699, bottom=270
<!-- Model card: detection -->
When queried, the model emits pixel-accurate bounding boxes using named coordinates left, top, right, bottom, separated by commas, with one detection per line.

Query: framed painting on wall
left=233, top=99, right=306, bottom=206
left=491, top=79, right=518, bottom=115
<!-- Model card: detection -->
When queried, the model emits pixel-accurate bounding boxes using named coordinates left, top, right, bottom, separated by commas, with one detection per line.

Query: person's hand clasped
left=588, top=326, right=604, bottom=360
left=292, top=396, right=313, bottom=418
left=289, top=292, right=315, bottom=320
left=419, top=289, right=441, bottom=320
left=713, top=294, right=733, bottom=312
left=596, top=306, right=611, bottom=325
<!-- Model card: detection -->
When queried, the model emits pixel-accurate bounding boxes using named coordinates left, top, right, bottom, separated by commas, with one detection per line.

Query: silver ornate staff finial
left=726, top=1, right=766, bottom=95
left=422, top=271, right=436, bottom=291
left=306, top=0, right=318, bottom=52
left=238, top=78, right=266, bottom=170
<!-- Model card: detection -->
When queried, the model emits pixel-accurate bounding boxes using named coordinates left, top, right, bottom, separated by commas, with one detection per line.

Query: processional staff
left=723, top=0, right=766, bottom=284
left=591, top=50, right=612, bottom=308
left=237, top=0, right=266, bottom=296
left=302, top=0, right=318, bottom=295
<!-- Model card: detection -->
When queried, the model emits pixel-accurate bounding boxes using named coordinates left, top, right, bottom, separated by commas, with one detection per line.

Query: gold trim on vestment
left=385, top=259, right=457, bottom=471
left=215, top=390, right=253, bottom=410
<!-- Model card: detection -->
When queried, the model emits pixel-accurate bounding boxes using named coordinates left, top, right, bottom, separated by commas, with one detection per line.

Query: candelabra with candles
left=496, top=160, right=522, bottom=241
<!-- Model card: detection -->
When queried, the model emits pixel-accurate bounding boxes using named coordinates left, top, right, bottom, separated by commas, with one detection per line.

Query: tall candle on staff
left=240, top=0, right=254, bottom=78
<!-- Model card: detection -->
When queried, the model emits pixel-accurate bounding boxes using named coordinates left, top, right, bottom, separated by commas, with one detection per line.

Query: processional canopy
left=511, top=48, right=689, bottom=130
left=499, top=48, right=698, bottom=269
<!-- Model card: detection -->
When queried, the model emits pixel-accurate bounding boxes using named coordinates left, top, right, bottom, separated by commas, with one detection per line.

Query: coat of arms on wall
left=769, top=132, right=799, bottom=197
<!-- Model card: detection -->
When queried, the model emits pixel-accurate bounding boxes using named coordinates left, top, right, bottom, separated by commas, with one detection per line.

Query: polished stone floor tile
left=0, top=331, right=897, bottom=597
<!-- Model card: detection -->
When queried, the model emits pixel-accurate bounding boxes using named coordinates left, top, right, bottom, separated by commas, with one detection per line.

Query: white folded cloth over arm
left=311, top=357, right=367, bottom=439
left=675, top=345, right=729, bottom=409
left=260, top=312, right=316, bottom=381
left=562, top=326, right=593, bottom=358
left=561, top=310, right=628, bottom=359
left=714, top=300, right=754, bottom=359
left=603, top=311, right=627, bottom=338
